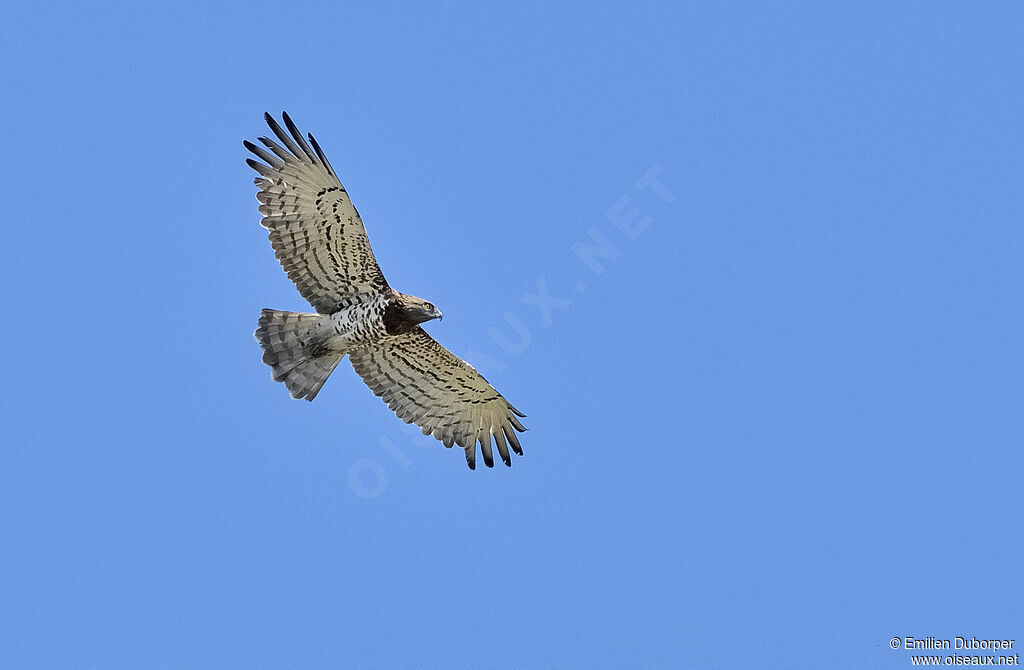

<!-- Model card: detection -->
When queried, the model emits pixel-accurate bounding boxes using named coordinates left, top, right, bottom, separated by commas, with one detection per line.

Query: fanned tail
left=254, top=309, right=342, bottom=401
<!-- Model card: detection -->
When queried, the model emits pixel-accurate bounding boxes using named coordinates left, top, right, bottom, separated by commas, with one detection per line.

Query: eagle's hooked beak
left=436, top=309, right=444, bottom=321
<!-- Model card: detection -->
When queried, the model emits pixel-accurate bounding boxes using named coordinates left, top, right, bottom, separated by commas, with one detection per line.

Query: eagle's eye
left=423, top=302, right=434, bottom=311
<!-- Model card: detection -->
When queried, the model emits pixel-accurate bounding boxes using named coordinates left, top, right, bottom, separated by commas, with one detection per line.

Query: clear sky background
left=2, top=3, right=1022, bottom=668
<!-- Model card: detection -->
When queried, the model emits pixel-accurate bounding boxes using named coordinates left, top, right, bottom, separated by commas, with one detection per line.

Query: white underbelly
left=315, top=302, right=386, bottom=352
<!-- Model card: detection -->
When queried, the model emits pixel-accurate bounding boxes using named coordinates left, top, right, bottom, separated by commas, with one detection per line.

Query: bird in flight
left=246, top=112, right=526, bottom=469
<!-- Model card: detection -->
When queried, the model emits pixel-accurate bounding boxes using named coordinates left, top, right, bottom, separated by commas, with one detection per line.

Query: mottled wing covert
left=245, top=112, right=389, bottom=313
left=349, top=328, right=527, bottom=469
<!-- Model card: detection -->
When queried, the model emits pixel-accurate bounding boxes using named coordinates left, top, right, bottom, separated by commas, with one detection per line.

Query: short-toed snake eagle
left=247, top=113, right=526, bottom=469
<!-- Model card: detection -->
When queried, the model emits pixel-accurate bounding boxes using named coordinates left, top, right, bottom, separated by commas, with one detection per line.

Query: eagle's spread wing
left=245, top=112, right=388, bottom=313
left=349, top=328, right=527, bottom=469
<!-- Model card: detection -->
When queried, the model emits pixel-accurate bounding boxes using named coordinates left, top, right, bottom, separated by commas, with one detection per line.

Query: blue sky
left=2, top=2, right=1022, bottom=668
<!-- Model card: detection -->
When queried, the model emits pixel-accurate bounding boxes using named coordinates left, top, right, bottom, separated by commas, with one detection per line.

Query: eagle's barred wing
left=349, top=328, right=527, bottom=469
left=245, top=112, right=388, bottom=313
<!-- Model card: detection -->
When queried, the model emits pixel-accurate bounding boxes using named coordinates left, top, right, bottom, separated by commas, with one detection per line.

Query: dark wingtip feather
left=264, top=112, right=302, bottom=158
left=266, top=113, right=285, bottom=135
left=256, top=136, right=291, bottom=161
left=504, top=425, right=523, bottom=456
left=244, top=140, right=281, bottom=166
left=245, top=158, right=272, bottom=176
left=282, top=111, right=317, bottom=161
left=308, top=132, right=336, bottom=176
left=492, top=430, right=511, bottom=467
left=282, top=112, right=298, bottom=134
left=509, top=414, right=527, bottom=432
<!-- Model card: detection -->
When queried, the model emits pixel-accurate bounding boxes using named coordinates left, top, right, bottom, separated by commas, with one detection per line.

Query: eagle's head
left=384, top=292, right=443, bottom=335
